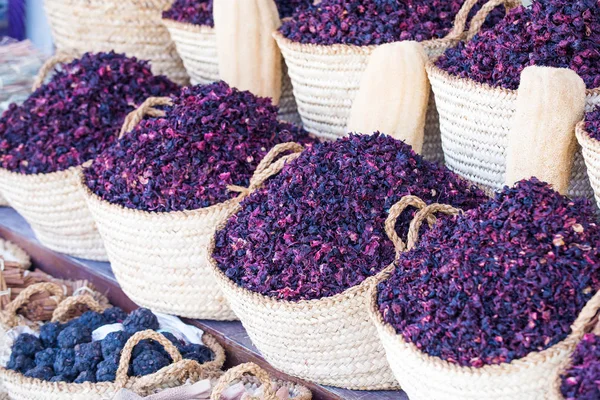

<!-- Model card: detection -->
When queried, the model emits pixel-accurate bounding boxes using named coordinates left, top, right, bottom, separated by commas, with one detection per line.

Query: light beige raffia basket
left=0, top=54, right=108, bottom=261
left=369, top=202, right=600, bottom=400
left=43, top=0, right=189, bottom=84
left=79, top=100, right=304, bottom=319
left=274, top=0, right=519, bottom=162
left=1, top=328, right=225, bottom=400
left=427, top=56, right=597, bottom=199
left=204, top=197, right=438, bottom=389
left=162, top=18, right=300, bottom=124
left=211, top=362, right=312, bottom=400
left=576, top=121, right=600, bottom=208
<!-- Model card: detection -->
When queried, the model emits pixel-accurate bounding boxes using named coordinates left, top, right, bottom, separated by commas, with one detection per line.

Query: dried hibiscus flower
left=84, top=81, right=316, bottom=212
left=213, top=133, right=487, bottom=301
left=0, top=51, right=179, bottom=175
left=378, top=178, right=600, bottom=367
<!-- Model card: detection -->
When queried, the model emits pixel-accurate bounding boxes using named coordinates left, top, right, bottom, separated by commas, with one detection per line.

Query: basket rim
left=426, top=60, right=600, bottom=97
left=575, top=120, right=600, bottom=150
left=77, top=168, right=242, bottom=219
left=273, top=30, right=456, bottom=57
left=0, top=164, right=80, bottom=183
left=207, top=202, right=396, bottom=310
left=0, top=332, right=225, bottom=394
left=368, top=269, right=600, bottom=377
left=161, top=17, right=215, bottom=34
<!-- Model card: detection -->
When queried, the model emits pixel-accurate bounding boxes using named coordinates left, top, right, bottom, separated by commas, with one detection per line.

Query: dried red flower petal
left=561, top=333, right=600, bottom=400
left=378, top=178, right=600, bottom=367
left=213, top=133, right=487, bottom=301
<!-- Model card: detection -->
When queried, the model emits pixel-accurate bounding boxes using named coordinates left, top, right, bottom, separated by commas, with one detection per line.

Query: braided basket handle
left=51, top=294, right=105, bottom=323
left=119, top=97, right=173, bottom=139
left=385, top=195, right=436, bottom=256
left=115, top=330, right=183, bottom=387
left=211, top=363, right=277, bottom=400
left=444, top=0, right=520, bottom=41
left=31, top=53, right=76, bottom=92
left=406, top=203, right=462, bottom=251
left=1, top=282, right=65, bottom=328
left=227, top=142, right=304, bottom=197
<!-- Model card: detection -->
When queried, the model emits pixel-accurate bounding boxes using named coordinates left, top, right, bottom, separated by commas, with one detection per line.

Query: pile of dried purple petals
left=378, top=178, right=600, bottom=367
left=584, top=106, right=600, bottom=141
left=213, top=133, right=488, bottom=302
left=84, top=81, right=315, bottom=212
left=561, top=332, right=600, bottom=400
left=437, top=0, right=600, bottom=90
left=279, top=0, right=506, bottom=46
left=163, top=0, right=312, bottom=26
left=0, top=51, right=179, bottom=175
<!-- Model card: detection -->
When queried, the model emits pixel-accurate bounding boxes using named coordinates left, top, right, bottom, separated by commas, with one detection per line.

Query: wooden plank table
left=0, top=206, right=406, bottom=400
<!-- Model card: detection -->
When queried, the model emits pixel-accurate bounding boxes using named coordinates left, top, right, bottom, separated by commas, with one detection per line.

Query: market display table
left=0, top=206, right=407, bottom=400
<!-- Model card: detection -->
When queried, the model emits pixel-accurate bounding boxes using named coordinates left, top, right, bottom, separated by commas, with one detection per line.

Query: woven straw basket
left=43, top=0, right=189, bottom=84
left=79, top=101, right=304, bottom=320
left=273, top=0, right=518, bottom=162
left=203, top=191, right=440, bottom=390
left=576, top=121, right=600, bottom=209
left=1, top=327, right=225, bottom=400
left=162, top=18, right=300, bottom=124
left=0, top=166, right=107, bottom=261
left=211, top=362, right=312, bottom=400
left=368, top=201, right=600, bottom=400
left=427, top=63, right=597, bottom=199
left=0, top=195, right=7, bottom=208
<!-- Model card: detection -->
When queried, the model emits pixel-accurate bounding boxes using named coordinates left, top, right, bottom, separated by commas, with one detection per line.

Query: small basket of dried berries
left=273, top=0, right=514, bottom=153
left=0, top=52, right=179, bottom=261
left=211, top=362, right=312, bottom=400
left=162, top=0, right=310, bottom=124
left=79, top=81, right=316, bottom=320
left=429, top=0, right=600, bottom=200
left=576, top=111, right=600, bottom=210
left=43, top=0, right=189, bottom=84
left=209, top=133, right=487, bottom=389
left=371, top=178, right=600, bottom=400
left=1, top=325, right=224, bottom=400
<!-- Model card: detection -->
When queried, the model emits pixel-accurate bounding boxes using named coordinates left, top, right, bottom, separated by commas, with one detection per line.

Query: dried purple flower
left=213, top=133, right=487, bottom=301
left=0, top=52, right=179, bottom=174
left=437, top=0, right=600, bottom=90
left=378, top=178, right=600, bottom=367
left=584, top=106, right=600, bottom=141
left=84, top=81, right=316, bottom=212
left=561, top=333, right=600, bottom=400
left=162, top=0, right=312, bottom=26
left=279, top=0, right=505, bottom=46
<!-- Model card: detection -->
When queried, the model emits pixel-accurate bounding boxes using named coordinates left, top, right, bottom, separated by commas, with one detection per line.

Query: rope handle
left=211, top=363, right=277, bottom=400
left=51, top=294, right=105, bottom=323
left=444, top=0, right=520, bottom=41
left=227, top=142, right=304, bottom=197
left=384, top=195, right=436, bottom=255
left=406, top=203, right=462, bottom=251
left=466, top=0, right=521, bottom=41
left=31, top=53, right=76, bottom=92
left=115, top=330, right=183, bottom=387
left=118, top=97, right=173, bottom=139
left=0, top=282, right=65, bottom=328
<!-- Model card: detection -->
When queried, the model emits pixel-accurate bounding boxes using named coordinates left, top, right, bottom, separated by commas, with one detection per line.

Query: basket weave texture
left=0, top=166, right=107, bottom=261
left=274, top=32, right=446, bottom=164
left=368, top=200, right=600, bottom=400
left=427, top=63, right=596, bottom=199
left=162, top=19, right=301, bottom=124
left=43, top=0, right=189, bottom=85
left=1, top=329, right=225, bottom=400
left=576, top=122, right=600, bottom=209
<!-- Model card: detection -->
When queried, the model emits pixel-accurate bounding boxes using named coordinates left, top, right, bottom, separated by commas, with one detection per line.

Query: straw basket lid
left=368, top=199, right=600, bottom=400
left=0, top=240, right=31, bottom=270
